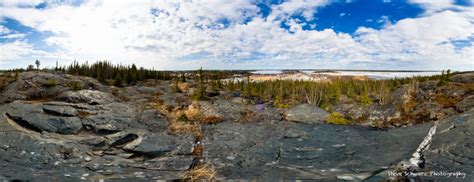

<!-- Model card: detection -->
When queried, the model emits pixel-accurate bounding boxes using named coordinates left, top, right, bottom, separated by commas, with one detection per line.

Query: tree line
left=62, top=61, right=174, bottom=86
left=210, top=73, right=447, bottom=110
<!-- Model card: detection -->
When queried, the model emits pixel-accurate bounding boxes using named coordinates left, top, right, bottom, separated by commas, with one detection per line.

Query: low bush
left=325, top=112, right=351, bottom=125
left=434, top=94, right=460, bottom=107
left=176, top=113, right=189, bottom=122
left=43, top=79, right=58, bottom=88
left=69, top=82, right=82, bottom=91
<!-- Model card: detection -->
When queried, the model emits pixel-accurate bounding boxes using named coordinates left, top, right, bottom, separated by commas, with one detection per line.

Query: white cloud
left=267, top=0, right=329, bottom=21
left=355, top=10, right=474, bottom=69
left=409, top=0, right=455, bottom=14
left=0, top=40, right=63, bottom=64
left=0, top=0, right=472, bottom=70
left=0, top=0, right=43, bottom=7
left=0, top=33, right=26, bottom=39
left=0, top=24, right=11, bottom=34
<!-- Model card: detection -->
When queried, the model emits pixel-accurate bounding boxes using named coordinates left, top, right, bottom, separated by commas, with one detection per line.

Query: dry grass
left=0, top=75, right=15, bottom=91
left=200, top=116, right=223, bottom=124
left=169, top=121, right=200, bottom=135
left=238, top=109, right=257, bottom=123
left=434, top=94, right=460, bottom=108
left=182, top=164, right=216, bottom=181
left=143, top=80, right=158, bottom=87
left=184, top=103, right=201, bottom=121
left=467, top=83, right=474, bottom=93
left=178, top=82, right=190, bottom=93
left=76, top=111, right=92, bottom=119
left=184, top=102, right=224, bottom=124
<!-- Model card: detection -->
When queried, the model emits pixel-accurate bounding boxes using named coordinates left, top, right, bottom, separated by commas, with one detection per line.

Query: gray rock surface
left=422, top=109, right=474, bottom=181
left=125, top=133, right=193, bottom=158
left=57, top=90, right=117, bottom=105
left=451, top=72, right=474, bottom=83
left=0, top=72, right=473, bottom=181
left=202, top=119, right=433, bottom=180
left=284, top=104, right=329, bottom=124
left=0, top=72, right=106, bottom=104
left=455, top=95, right=474, bottom=112
left=4, top=101, right=82, bottom=134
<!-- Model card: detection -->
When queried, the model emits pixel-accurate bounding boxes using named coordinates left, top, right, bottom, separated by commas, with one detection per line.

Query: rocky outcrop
left=57, top=90, right=117, bottom=105
left=422, top=109, right=474, bottom=181
left=202, top=118, right=434, bottom=180
left=0, top=85, right=192, bottom=181
left=450, top=72, right=474, bottom=83
left=0, top=72, right=105, bottom=104
left=185, top=101, right=224, bottom=124
left=0, top=72, right=473, bottom=181
left=411, top=102, right=455, bottom=122
left=284, top=104, right=329, bottom=124
left=455, top=95, right=474, bottom=112
left=124, top=133, right=193, bottom=158
left=4, top=101, right=83, bottom=134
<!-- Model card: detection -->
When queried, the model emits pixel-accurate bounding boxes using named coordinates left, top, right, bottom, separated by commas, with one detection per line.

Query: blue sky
left=0, top=0, right=473, bottom=70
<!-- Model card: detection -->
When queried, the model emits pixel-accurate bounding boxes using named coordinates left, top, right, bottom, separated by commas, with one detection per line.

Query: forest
left=1, top=60, right=453, bottom=111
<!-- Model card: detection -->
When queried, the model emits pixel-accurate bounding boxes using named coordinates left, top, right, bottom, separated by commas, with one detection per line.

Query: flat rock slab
left=5, top=101, right=82, bottom=134
left=203, top=120, right=433, bottom=180
left=57, top=90, right=117, bottom=105
left=423, top=109, right=474, bottom=181
left=125, top=133, right=193, bottom=158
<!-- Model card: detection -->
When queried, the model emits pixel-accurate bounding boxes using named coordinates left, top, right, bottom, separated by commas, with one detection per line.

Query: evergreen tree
left=192, top=67, right=207, bottom=100
left=114, top=74, right=123, bottom=87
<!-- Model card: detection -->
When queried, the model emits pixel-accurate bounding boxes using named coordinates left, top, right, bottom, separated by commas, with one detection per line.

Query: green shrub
left=273, top=96, right=290, bottom=108
left=359, top=94, right=372, bottom=107
left=43, top=79, right=58, bottom=88
left=69, top=82, right=82, bottom=91
left=176, top=113, right=189, bottom=122
left=114, top=75, right=123, bottom=87
left=325, top=112, right=351, bottom=125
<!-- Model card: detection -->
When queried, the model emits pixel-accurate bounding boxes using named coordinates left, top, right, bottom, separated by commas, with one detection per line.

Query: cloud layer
left=0, top=0, right=473, bottom=70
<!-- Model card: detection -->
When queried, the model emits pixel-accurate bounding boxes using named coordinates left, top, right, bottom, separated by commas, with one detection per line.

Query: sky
left=0, top=0, right=473, bottom=70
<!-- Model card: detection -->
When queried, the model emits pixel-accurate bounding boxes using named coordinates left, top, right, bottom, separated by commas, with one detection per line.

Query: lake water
left=250, top=70, right=441, bottom=80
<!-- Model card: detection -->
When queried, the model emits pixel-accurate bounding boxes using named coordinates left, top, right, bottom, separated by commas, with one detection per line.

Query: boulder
left=450, top=72, right=474, bottom=83
left=411, top=102, right=445, bottom=122
left=231, top=97, right=252, bottom=105
left=284, top=104, right=329, bottom=124
left=333, top=98, right=365, bottom=120
left=367, top=103, right=401, bottom=123
left=455, top=95, right=474, bottom=112
left=57, top=90, right=117, bottom=105
left=4, top=101, right=82, bottom=134
left=42, top=105, right=77, bottom=117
